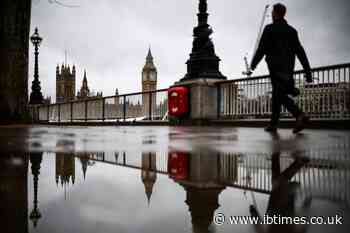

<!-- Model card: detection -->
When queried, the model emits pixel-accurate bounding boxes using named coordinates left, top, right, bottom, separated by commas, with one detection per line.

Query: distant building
left=108, top=48, right=158, bottom=119
left=56, top=65, right=103, bottom=103
left=56, top=64, right=76, bottom=103
left=234, top=81, right=350, bottom=119
left=142, top=48, right=157, bottom=117
left=77, top=70, right=90, bottom=99
left=298, top=82, right=350, bottom=118
left=77, top=70, right=102, bottom=100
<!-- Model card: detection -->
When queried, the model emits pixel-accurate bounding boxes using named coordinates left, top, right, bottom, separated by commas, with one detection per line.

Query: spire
left=146, top=46, right=153, bottom=61
left=64, top=49, right=67, bottom=67
left=83, top=165, right=87, bottom=180
left=83, top=69, right=87, bottom=82
left=80, top=156, right=89, bottom=180
left=141, top=153, right=157, bottom=207
left=79, top=69, right=90, bottom=98
left=146, top=187, right=152, bottom=206
left=143, top=47, right=156, bottom=70
left=142, top=176, right=155, bottom=206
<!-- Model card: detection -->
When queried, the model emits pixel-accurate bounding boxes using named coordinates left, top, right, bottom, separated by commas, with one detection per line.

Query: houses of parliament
left=55, top=48, right=157, bottom=103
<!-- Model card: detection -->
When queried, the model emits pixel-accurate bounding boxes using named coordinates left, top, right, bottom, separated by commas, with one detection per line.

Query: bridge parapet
left=217, top=63, right=350, bottom=120
left=29, top=63, right=350, bottom=124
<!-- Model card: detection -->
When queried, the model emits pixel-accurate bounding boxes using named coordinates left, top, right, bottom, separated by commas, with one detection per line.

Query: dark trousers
left=271, top=81, right=302, bottom=126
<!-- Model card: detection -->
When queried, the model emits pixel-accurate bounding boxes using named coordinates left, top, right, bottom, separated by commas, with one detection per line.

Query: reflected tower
left=55, top=149, right=76, bottom=200
left=55, top=141, right=75, bottom=187
left=79, top=154, right=90, bottom=180
left=56, top=153, right=75, bottom=186
left=141, top=152, right=157, bottom=205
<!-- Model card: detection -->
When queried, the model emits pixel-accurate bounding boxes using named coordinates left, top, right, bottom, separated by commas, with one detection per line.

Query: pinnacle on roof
left=83, top=70, right=87, bottom=82
left=146, top=47, right=153, bottom=61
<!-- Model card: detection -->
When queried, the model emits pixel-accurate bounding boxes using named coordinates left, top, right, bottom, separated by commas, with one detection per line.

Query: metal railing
left=217, top=63, right=350, bottom=120
left=219, top=148, right=350, bottom=204
left=30, top=63, right=350, bottom=123
left=73, top=143, right=350, bottom=206
left=30, top=89, right=168, bottom=123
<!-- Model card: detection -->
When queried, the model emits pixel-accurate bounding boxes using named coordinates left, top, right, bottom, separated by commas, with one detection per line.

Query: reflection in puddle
left=0, top=127, right=349, bottom=233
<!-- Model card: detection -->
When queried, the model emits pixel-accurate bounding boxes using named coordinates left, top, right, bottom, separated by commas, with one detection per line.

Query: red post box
left=168, top=152, right=188, bottom=180
left=168, top=86, right=189, bottom=117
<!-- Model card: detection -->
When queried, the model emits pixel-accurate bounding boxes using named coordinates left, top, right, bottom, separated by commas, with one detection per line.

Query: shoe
left=264, top=125, right=277, bottom=132
left=293, top=114, right=309, bottom=134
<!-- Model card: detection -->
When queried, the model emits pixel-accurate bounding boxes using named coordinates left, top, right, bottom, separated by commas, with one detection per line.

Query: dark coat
left=251, top=19, right=312, bottom=94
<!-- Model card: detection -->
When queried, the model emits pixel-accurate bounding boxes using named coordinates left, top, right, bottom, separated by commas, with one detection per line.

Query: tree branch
left=48, top=0, right=79, bottom=8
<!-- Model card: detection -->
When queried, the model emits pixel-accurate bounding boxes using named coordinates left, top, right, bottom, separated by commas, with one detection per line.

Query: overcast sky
left=29, top=0, right=350, bottom=101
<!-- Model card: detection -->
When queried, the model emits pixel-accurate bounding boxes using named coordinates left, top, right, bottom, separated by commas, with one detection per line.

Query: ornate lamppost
left=29, top=152, right=43, bottom=227
left=29, top=27, right=44, bottom=105
left=181, top=0, right=226, bottom=81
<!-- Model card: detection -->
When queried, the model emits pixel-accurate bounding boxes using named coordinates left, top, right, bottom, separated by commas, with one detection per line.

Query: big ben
left=142, top=48, right=157, bottom=118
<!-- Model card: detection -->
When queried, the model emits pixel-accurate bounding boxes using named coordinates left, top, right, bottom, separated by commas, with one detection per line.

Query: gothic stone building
left=56, top=65, right=103, bottom=103
left=56, top=64, right=76, bottom=103
left=77, top=70, right=102, bottom=100
left=77, top=70, right=90, bottom=99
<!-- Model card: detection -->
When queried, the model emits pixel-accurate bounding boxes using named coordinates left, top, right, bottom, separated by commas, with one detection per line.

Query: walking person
left=250, top=3, right=313, bottom=133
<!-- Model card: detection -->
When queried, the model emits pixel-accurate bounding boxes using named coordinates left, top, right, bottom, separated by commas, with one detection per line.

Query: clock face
left=142, top=73, right=148, bottom=81
left=150, top=72, right=156, bottom=81
left=143, top=72, right=156, bottom=82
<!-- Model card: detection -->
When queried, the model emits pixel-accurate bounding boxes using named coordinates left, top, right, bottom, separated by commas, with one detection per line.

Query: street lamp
left=181, top=0, right=226, bottom=81
left=29, top=27, right=44, bottom=105
left=29, top=152, right=43, bottom=227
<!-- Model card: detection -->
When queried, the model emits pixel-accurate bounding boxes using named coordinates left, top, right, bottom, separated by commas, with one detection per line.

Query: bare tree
left=48, top=0, right=79, bottom=8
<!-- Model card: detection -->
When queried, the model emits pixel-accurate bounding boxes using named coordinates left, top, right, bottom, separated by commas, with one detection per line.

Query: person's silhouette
left=249, top=151, right=311, bottom=233
left=250, top=3, right=313, bottom=133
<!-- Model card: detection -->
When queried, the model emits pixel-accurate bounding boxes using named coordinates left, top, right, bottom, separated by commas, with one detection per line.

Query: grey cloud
left=29, top=0, right=350, bottom=101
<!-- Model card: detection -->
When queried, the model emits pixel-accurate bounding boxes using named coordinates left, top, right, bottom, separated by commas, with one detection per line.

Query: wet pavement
left=0, top=125, right=349, bottom=233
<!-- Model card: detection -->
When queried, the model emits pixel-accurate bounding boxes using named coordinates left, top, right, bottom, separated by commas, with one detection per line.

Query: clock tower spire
left=142, top=47, right=157, bottom=85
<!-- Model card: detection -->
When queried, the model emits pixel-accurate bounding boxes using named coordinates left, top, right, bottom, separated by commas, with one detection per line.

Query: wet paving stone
left=0, top=126, right=349, bottom=233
